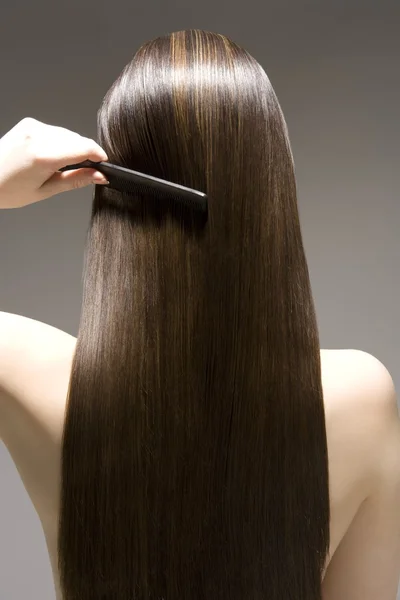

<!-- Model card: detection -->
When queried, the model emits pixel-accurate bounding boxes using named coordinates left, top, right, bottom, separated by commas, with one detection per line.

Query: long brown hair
left=58, top=29, right=330, bottom=599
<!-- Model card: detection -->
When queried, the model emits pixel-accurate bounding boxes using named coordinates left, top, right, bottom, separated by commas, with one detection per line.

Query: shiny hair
left=58, top=29, right=330, bottom=599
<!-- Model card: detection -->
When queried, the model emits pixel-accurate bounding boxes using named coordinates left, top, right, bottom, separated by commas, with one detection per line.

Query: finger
left=51, top=137, right=108, bottom=170
left=37, top=168, right=109, bottom=198
left=34, top=127, right=108, bottom=170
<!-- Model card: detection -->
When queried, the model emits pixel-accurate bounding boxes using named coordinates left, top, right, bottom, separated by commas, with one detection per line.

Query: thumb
left=37, top=168, right=109, bottom=199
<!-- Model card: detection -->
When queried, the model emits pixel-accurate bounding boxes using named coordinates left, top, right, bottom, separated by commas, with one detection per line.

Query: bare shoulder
left=321, top=347, right=396, bottom=397
left=0, top=311, right=76, bottom=441
left=321, top=347, right=399, bottom=438
left=0, top=311, right=76, bottom=389
left=321, top=349, right=400, bottom=599
left=0, top=310, right=76, bottom=357
left=321, top=347, right=399, bottom=505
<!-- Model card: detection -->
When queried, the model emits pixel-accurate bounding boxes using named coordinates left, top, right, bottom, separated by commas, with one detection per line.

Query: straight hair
left=58, top=29, right=330, bottom=599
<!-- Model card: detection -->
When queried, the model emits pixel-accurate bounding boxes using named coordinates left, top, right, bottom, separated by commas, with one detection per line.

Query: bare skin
left=0, top=312, right=399, bottom=600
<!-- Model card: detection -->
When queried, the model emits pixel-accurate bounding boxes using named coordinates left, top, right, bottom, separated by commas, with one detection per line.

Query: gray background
left=0, top=0, right=399, bottom=598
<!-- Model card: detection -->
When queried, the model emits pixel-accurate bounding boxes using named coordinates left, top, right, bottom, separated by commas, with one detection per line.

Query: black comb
left=59, top=159, right=208, bottom=214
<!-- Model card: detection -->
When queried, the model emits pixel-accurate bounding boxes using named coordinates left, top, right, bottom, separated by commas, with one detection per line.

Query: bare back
left=0, top=313, right=399, bottom=599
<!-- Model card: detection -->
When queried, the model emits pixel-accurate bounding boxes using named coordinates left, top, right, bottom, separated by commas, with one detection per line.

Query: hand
left=0, top=117, right=109, bottom=209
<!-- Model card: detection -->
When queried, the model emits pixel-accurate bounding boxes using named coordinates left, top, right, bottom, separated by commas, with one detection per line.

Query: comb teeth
left=104, top=174, right=208, bottom=214
left=59, top=160, right=208, bottom=215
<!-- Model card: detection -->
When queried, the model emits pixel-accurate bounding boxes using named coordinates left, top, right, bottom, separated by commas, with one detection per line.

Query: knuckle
left=72, top=179, right=87, bottom=190
left=18, top=117, right=38, bottom=144
left=22, top=116, right=36, bottom=125
left=19, top=117, right=36, bottom=131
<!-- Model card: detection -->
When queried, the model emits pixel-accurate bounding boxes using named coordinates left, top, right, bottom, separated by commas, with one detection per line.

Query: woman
left=0, top=30, right=399, bottom=600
